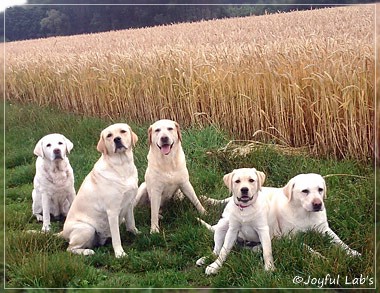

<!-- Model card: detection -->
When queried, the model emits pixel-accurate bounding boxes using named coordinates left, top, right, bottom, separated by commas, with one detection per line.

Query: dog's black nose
left=114, top=137, right=121, bottom=143
left=312, top=200, right=322, bottom=211
left=160, top=136, right=169, bottom=143
left=53, top=148, right=61, bottom=155
left=240, top=187, right=249, bottom=195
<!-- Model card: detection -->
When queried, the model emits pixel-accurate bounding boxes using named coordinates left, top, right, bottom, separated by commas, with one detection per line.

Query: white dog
left=61, top=123, right=139, bottom=258
left=32, top=133, right=75, bottom=232
left=265, top=173, right=361, bottom=256
left=201, top=173, right=361, bottom=257
left=135, top=119, right=206, bottom=233
left=196, top=168, right=274, bottom=275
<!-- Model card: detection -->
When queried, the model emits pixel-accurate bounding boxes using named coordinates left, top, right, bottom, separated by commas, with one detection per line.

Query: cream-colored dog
left=61, top=123, right=139, bottom=258
left=196, top=168, right=274, bottom=275
left=265, top=173, right=361, bottom=256
left=135, top=119, right=206, bottom=233
left=32, top=133, right=75, bottom=232
left=201, top=173, right=361, bottom=257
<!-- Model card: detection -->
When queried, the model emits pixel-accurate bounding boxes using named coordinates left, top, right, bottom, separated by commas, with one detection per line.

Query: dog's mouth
left=114, top=141, right=127, bottom=153
left=311, top=205, right=324, bottom=212
left=53, top=149, right=63, bottom=160
left=54, top=154, right=63, bottom=160
left=237, top=195, right=254, bottom=203
left=157, top=142, right=174, bottom=155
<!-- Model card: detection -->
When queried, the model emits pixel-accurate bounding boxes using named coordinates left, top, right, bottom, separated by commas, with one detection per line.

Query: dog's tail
left=200, top=195, right=232, bottom=205
left=196, top=217, right=215, bottom=232
left=25, top=230, right=64, bottom=238
left=134, top=182, right=148, bottom=207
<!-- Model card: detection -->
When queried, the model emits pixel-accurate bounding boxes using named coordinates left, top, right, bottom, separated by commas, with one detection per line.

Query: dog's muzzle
left=157, top=136, right=174, bottom=155
left=237, top=196, right=254, bottom=203
left=114, top=137, right=126, bottom=152
left=236, top=187, right=254, bottom=203
left=53, top=149, right=63, bottom=160
left=312, top=199, right=323, bottom=212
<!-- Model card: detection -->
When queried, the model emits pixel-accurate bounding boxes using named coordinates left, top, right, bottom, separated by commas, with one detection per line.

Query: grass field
left=4, top=5, right=375, bottom=161
left=4, top=103, right=375, bottom=289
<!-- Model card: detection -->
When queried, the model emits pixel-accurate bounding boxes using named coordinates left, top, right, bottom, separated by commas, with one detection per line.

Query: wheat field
left=5, top=5, right=375, bottom=161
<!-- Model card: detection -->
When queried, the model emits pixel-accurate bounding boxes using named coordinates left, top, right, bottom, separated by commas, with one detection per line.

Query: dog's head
left=283, top=173, right=326, bottom=212
left=97, top=123, right=138, bottom=155
left=223, top=168, right=266, bottom=207
left=34, top=133, right=73, bottom=161
left=148, top=119, right=182, bottom=156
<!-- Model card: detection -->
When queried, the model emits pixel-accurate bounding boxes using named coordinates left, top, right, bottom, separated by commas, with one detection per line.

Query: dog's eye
left=249, top=179, right=255, bottom=183
left=46, top=143, right=51, bottom=147
left=58, top=142, right=63, bottom=145
left=318, top=188, right=324, bottom=193
left=167, top=127, right=174, bottom=131
left=107, top=133, right=112, bottom=138
left=235, top=180, right=241, bottom=184
left=155, top=128, right=160, bottom=133
left=120, top=130, right=127, bottom=134
left=302, top=189, right=309, bottom=195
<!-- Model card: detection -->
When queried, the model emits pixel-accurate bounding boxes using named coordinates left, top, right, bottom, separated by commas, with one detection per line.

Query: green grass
left=4, top=103, right=375, bottom=289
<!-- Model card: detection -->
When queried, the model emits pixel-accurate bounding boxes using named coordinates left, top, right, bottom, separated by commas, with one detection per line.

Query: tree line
left=1, top=0, right=376, bottom=42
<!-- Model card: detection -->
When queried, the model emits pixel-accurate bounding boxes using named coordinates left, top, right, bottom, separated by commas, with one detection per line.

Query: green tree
left=40, top=9, right=70, bottom=36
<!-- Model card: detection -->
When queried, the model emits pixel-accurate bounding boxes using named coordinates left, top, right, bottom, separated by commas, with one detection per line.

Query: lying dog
left=135, top=119, right=206, bottom=233
left=61, top=123, right=139, bottom=257
left=266, top=173, right=361, bottom=256
left=201, top=173, right=361, bottom=257
left=32, top=133, right=75, bottom=232
left=196, top=168, right=274, bottom=275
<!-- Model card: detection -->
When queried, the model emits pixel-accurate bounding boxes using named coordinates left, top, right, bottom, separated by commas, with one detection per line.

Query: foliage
left=4, top=103, right=375, bottom=289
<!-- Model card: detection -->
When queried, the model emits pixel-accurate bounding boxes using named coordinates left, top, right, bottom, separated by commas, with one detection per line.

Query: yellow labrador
left=265, top=173, right=361, bottom=256
left=32, top=133, right=75, bottom=232
left=61, top=123, right=139, bottom=258
left=135, top=119, right=206, bottom=233
left=201, top=173, right=361, bottom=257
left=196, top=168, right=274, bottom=275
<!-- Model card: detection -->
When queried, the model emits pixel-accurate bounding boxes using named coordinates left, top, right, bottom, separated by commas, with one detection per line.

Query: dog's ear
left=33, top=137, right=44, bottom=158
left=322, top=176, right=327, bottom=199
left=129, top=127, right=138, bottom=148
left=256, top=170, right=266, bottom=191
left=223, top=171, right=234, bottom=192
left=97, top=132, right=107, bottom=154
left=283, top=178, right=295, bottom=201
left=175, top=122, right=182, bottom=142
left=148, top=126, right=153, bottom=146
left=63, top=136, right=74, bottom=154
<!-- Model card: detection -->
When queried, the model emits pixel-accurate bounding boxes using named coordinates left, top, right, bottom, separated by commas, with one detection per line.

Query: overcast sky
left=0, top=0, right=28, bottom=12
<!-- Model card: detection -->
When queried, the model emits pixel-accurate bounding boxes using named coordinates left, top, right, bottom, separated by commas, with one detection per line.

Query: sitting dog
left=134, top=119, right=206, bottom=233
left=61, top=123, right=139, bottom=258
left=196, top=168, right=275, bottom=275
left=201, top=173, right=361, bottom=257
left=32, top=133, right=75, bottom=232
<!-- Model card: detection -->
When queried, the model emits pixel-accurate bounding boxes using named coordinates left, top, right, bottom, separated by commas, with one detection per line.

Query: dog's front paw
left=205, top=262, right=220, bottom=275
left=35, top=214, right=43, bottom=222
left=129, top=227, right=141, bottom=235
left=196, top=256, right=207, bottom=266
left=83, top=249, right=95, bottom=256
left=150, top=226, right=160, bottom=234
left=41, top=225, right=50, bottom=233
left=115, top=249, right=126, bottom=258
left=199, top=207, right=207, bottom=215
left=265, top=262, right=275, bottom=272
left=347, top=249, right=361, bottom=257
